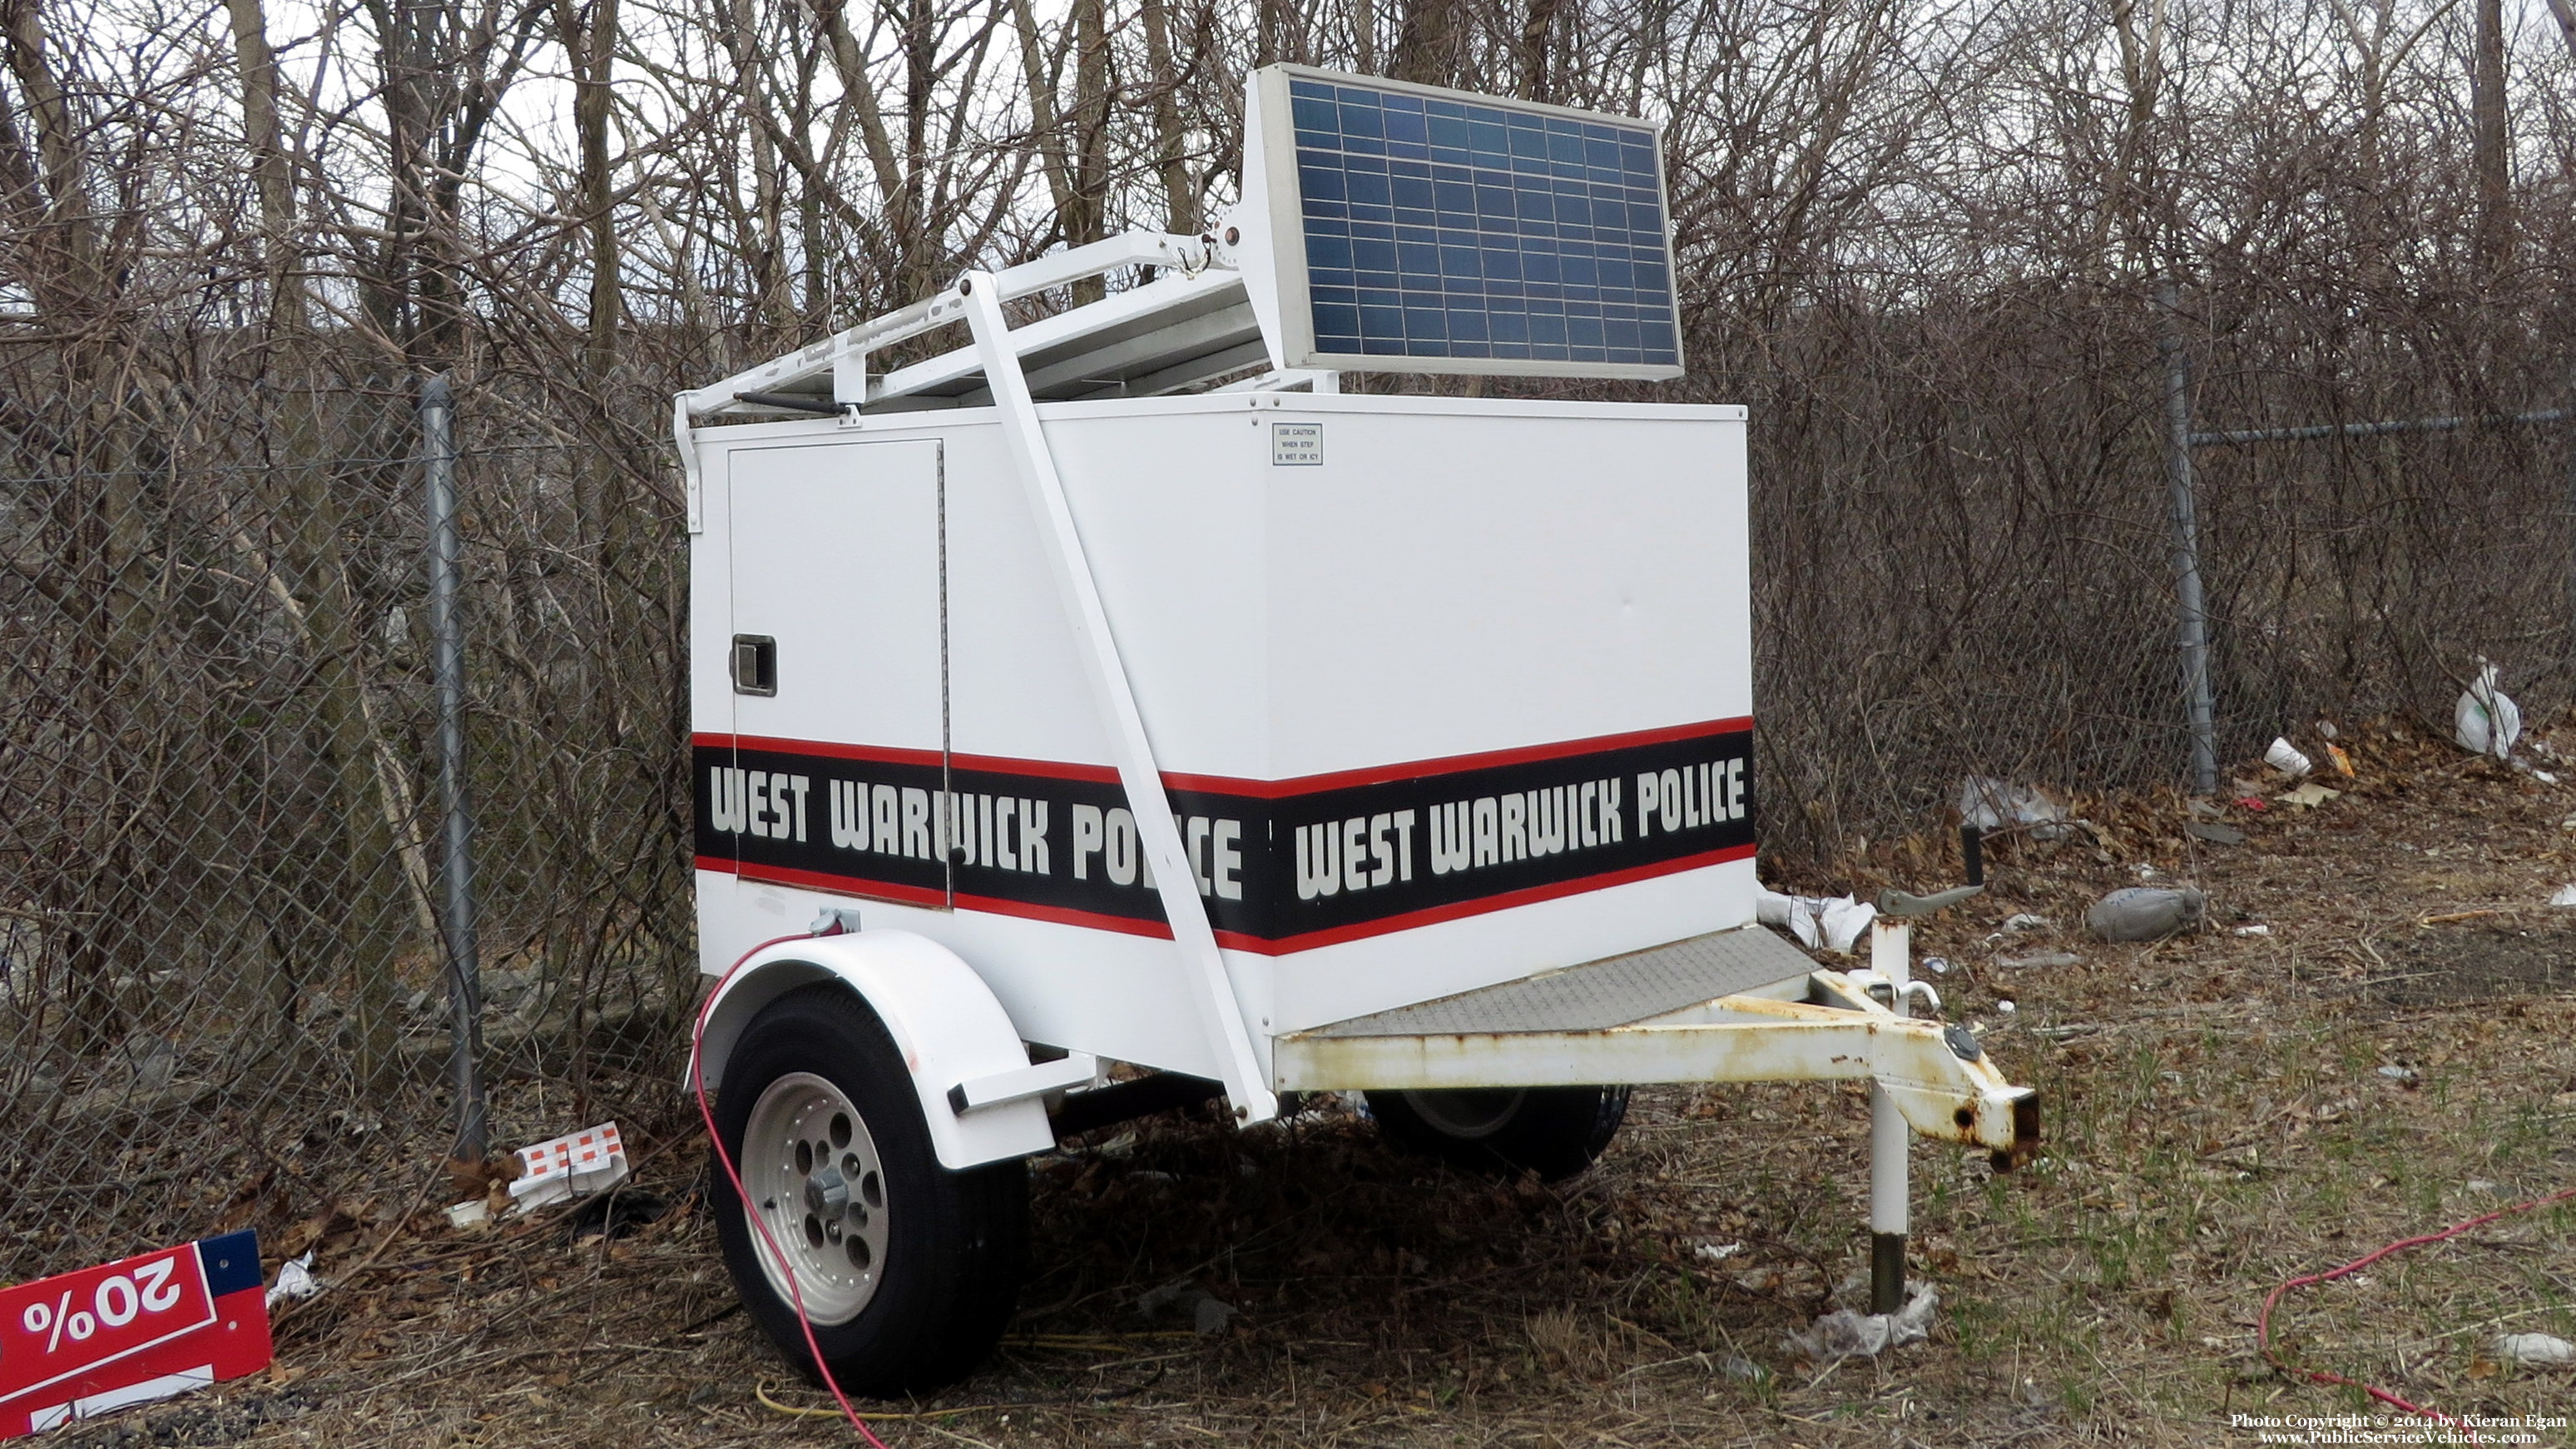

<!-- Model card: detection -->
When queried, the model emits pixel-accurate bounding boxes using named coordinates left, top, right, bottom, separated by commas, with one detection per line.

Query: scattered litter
left=1788, top=1284, right=1939, bottom=1362
left=1755, top=888, right=1875, bottom=953
left=1920, top=955, right=1951, bottom=975
left=2265, top=737, right=2312, bottom=777
left=1958, top=777, right=2070, bottom=841
left=2134, top=862, right=2158, bottom=880
left=1996, top=1000, right=2017, bottom=1015
left=2316, top=717, right=2340, bottom=740
left=1718, top=1353, right=1766, bottom=1382
left=2553, top=885, right=2576, bottom=908
left=2232, top=924, right=2271, bottom=937
left=2275, top=782, right=2341, bottom=808
left=2324, top=743, right=2356, bottom=777
left=2087, top=886, right=2205, bottom=941
left=2377, top=1064, right=2420, bottom=1085
left=1137, top=1278, right=1237, bottom=1335
left=2455, top=661, right=2522, bottom=760
left=265, top=1250, right=320, bottom=1310
left=2465, top=1179, right=2499, bottom=1193
left=1998, top=950, right=2079, bottom=970
left=444, top=1198, right=490, bottom=1230
left=2187, top=821, right=2247, bottom=846
left=1692, top=1241, right=1746, bottom=1263
left=2494, top=1333, right=2575, bottom=1366
left=2236, top=796, right=2269, bottom=811
left=508, top=1121, right=630, bottom=1213
left=1999, top=913, right=2050, bottom=934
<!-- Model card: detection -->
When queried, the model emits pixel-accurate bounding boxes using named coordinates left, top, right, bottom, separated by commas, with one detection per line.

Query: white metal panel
left=937, top=424, right=1131, bottom=769
left=1039, top=407, right=1274, bottom=777
left=1267, top=855, right=1756, bottom=1034
left=701, top=874, right=1231, bottom=1080
left=1258, top=401, right=1746, bottom=775
left=690, top=395, right=1753, bottom=1081
left=728, top=439, right=945, bottom=755
left=690, top=446, right=739, bottom=752
left=953, top=392, right=1748, bottom=782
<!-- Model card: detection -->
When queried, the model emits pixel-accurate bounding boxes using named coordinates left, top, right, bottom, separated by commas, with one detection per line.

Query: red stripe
left=697, top=843, right=1756, bottom=955
left=696, top=716, right=1755, bottom=800
left=950, top=892, right=1173, bottom=940
left=950, top=752, right=1122, bottom=783
left=702, top=735, right=946, bottom=769
left=700, top=856, right=948, bottom=908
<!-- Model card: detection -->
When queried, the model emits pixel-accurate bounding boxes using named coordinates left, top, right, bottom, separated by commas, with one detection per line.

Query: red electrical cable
left=2257, top=1182, right=2576, bottom=1443
left=691, top=926, right=895, bottom=1449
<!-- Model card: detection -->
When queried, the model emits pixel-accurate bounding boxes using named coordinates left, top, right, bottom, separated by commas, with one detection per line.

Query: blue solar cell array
left=1286, top=77, right=1678, bottom=369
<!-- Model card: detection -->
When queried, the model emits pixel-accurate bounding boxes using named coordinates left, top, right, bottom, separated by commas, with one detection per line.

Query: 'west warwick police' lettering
left=696, top=721, right=1754, bottom=945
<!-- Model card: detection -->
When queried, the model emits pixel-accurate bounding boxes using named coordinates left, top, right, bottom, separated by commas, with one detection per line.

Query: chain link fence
left=0, top=378, right=692, bottom=1280
left=2, top=319, right=2569, bottom=1280
left=1738, top=295, right=2576, bottom=861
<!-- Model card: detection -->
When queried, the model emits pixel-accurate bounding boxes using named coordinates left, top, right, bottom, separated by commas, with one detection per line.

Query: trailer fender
left=692, top=930, right=1057, bottom=1169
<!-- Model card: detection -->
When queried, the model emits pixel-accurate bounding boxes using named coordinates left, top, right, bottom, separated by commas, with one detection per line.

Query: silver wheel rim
left=741, top=1070, right=891, bottom=1325
left=1404, top=1087, right=1526, bottom=1140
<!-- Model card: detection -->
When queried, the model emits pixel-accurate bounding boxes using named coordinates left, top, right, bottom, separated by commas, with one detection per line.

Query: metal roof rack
left=680, top=231, right=1289, bottom=423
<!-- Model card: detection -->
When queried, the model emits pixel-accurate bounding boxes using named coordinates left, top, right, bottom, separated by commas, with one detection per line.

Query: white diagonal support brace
left=956, top=270, right=1278, bottom=1126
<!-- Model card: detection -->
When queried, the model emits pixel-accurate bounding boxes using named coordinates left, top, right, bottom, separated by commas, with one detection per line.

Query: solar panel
left=1246, top=66, right=1683, bottom=379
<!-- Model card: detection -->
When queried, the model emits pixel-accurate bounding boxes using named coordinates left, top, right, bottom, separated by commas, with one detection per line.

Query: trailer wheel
left=1363, top=1085, right=1631, bottom=1181
left=714, top=982, right=1027, bottom=1396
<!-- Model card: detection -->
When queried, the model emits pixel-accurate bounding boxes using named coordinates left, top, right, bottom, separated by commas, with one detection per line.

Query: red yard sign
left=0, top=1231, right=270, bottom=1437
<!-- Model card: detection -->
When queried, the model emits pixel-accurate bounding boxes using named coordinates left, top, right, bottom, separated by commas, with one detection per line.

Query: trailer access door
left=717, top=438, right=950, bottom=905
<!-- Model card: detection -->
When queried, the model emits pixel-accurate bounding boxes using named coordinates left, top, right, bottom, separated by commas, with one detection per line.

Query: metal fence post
left=2154, top=281, right=2220, bottom=796
left=424, top=373, right=488, bottom=1159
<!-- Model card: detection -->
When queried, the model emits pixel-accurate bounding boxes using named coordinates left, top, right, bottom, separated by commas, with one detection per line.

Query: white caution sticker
left=1271, top=421, right=1323, bottom=466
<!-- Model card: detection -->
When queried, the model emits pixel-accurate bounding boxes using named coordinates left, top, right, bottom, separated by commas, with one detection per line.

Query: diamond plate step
left=1297, top=925, right=1817, bottom=1040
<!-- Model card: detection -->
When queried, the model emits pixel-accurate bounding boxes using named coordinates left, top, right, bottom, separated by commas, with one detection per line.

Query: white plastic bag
left=2455, top=662, right=2522, bottom=760
left=1958, top=777, right=2070, bottom=841
left=1756, top=888, right=1875, bottom=953
left=1788, top=1285, right=1939, bottom=1362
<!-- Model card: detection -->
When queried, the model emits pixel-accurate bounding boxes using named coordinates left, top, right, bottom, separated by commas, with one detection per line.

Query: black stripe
left=693, top=727, right=1754, bottom=942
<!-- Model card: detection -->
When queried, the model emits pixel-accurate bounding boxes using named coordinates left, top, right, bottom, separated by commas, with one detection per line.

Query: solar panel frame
left=1248, top=64, right=1685, bottom=380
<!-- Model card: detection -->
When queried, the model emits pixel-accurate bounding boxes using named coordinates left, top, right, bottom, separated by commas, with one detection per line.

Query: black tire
left=713, top=982, right=1027, bottom=1396
left=1364, top=1085, right=1631, bottom=1181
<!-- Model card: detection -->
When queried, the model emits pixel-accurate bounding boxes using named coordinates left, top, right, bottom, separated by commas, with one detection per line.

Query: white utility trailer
left=679, top=65, right=2037, bottom=1392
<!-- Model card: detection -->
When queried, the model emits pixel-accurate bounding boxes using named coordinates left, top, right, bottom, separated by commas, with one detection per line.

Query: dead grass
left=57, top=723, right=2576, bottom=1447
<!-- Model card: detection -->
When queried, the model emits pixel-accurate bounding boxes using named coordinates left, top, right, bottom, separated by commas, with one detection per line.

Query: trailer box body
left=678, top=67, right=2036, bottom=1394
left=691, top=392, right=1754, bottom=1086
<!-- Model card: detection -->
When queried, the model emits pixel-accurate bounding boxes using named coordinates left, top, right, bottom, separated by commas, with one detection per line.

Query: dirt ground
left=59, top=725, right=2576, bottom=1448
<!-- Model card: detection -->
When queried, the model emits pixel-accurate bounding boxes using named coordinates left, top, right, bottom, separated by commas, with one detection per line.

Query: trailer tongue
left=677, top=62, right=2036, bottom=1395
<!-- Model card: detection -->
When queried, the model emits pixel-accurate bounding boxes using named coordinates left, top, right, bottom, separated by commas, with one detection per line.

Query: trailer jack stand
left=1861, top=880, right=1992, bottom=1316
left=1868, top=912, right=1915, bottom=1315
